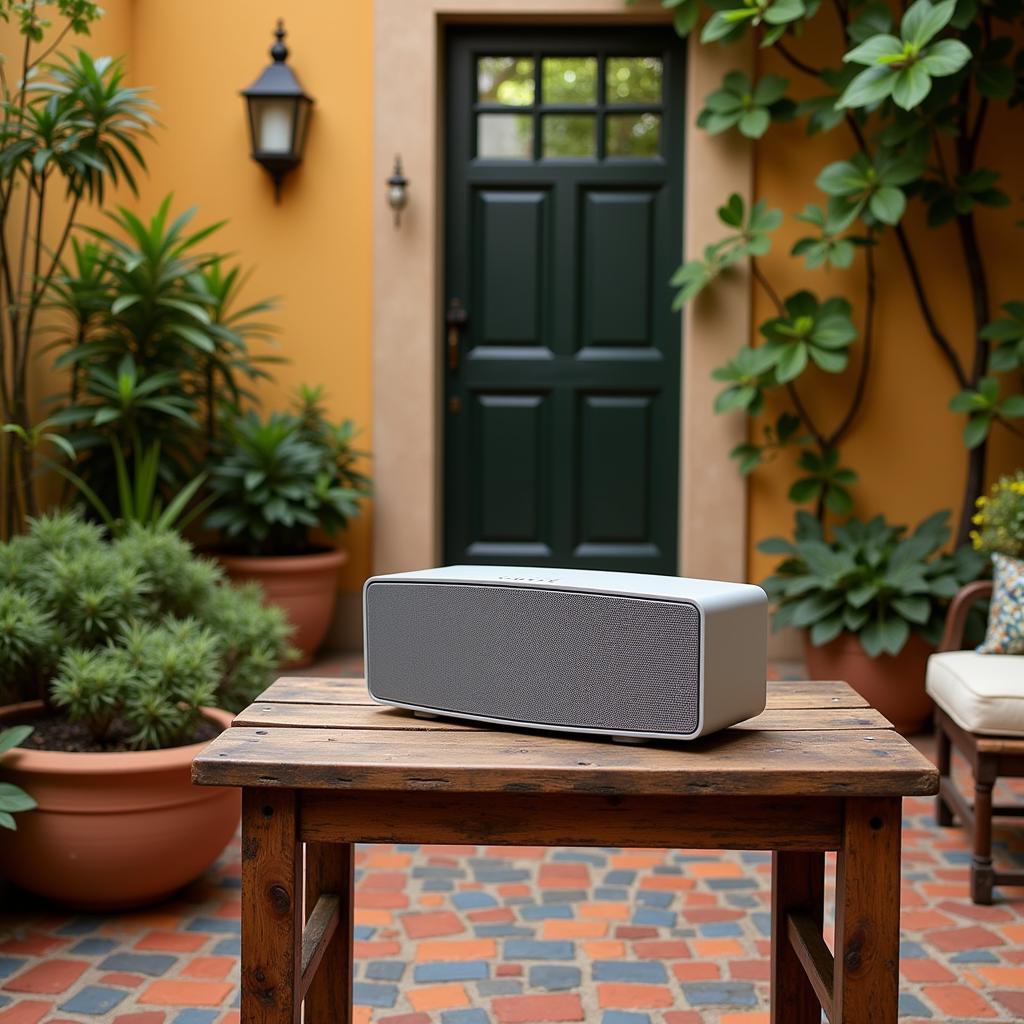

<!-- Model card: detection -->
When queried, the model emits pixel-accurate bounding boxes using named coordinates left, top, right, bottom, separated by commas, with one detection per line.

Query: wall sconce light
left=387, top=155, right=409, bottom=227
left=242, top=20, right=314, bottom=201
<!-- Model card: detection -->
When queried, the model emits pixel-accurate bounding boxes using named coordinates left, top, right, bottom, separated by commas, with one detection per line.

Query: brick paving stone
left=1, top=959, right=88, bottom=994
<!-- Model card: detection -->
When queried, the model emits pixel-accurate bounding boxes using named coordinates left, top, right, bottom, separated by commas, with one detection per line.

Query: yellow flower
left=976, top=496, right=988, bottom=506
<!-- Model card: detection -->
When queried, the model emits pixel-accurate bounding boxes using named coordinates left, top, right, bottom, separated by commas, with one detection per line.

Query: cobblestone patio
left=2, top=666, right=1024, bottom=1023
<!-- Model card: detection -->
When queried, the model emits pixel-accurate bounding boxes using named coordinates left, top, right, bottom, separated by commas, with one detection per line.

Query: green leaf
left=838, top=65, right=896, bottom=108
left=869, top=185, right=906, bottom=223
left=844, top=35, right=903, bottom=65
left=752, top=74, right=790, bottom=105
left=920, top=38, right=971, bottom=76
left=1000, top=395, right=1024, bottom=418
left=0, top=783, right=36, bottom=814
left=963, top=414, right=992, bottom=448
left=764, top=0, right=805, bottom=25
left=738, top=107, right=771, bottom=138
left=810, top=614, right=845, bottom=646
left=901, top=0, right=955, bottom=49
left=0, top=726, right=32, bottom=755
left=891, top=62, right=932, bottom=110
left=775, top=343, right=808, bottom=382
left=891, top=595, right=931, bottom=623
left=789, top=477, right=823, bottom=503
left=701, top=11, right=739, bottom=43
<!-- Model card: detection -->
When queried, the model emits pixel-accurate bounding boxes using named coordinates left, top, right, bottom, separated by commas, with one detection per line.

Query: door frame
left=372, top=0, right=753, bottom=581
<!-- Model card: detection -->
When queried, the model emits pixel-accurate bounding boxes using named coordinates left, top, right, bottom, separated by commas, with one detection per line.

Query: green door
left=444, top=26, right=684, bottom=573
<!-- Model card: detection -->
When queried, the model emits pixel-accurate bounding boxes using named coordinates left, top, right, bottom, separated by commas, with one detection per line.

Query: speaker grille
left=365, top=582, right=701, bottom=736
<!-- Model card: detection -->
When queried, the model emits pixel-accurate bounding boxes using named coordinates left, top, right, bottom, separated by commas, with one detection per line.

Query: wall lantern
left=387, top=155, right=409, bottom=227
left=242, top=20, right=314, bottom=201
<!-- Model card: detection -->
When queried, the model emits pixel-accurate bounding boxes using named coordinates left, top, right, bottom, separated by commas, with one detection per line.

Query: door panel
left=445, top=26, right=684, bottom=574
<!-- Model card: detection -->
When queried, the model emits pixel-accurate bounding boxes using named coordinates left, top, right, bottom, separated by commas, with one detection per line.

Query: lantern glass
left=252, top=97, right=296, bottom=154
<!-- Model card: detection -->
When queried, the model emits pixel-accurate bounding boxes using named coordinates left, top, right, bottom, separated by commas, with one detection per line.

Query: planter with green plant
left=761, top=510, right=985, bottom=731
left=206, top=385, right=371, bottom=664
left=0, top=511, right=293, bottom=908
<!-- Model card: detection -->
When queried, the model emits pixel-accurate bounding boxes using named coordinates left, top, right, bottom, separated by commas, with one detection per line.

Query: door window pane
left=477, top=57, right=535, bottom=105
left=606, top=57, right=663, bottom=104
left=542, top=57, right=598, bottom=104
left=606, top=112, right=661, bottom=157
left=478, top=113, right=533, bottom=159
left=542, top=114, right=596, bottom=158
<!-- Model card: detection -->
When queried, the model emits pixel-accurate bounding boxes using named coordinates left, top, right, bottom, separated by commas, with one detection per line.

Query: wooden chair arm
left=939, top=579, right=994, bottom=652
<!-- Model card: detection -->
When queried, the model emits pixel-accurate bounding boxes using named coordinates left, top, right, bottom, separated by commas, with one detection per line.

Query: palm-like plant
left=0, top=2, right=154, bottom=536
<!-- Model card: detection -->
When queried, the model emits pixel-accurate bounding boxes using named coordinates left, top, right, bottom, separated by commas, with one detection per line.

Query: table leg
left=770, top=850, right=825, bottom=1023
left=304, top=842, right=355, bottom=1024
left=241, top=789, right=302, bottom=1024
left=834, top=797, right=901, bottom=1023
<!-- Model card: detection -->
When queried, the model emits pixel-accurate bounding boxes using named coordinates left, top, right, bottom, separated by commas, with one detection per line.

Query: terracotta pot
left=803, top=632, right=935, bottom=735
left=0, top=703, right=239, bottom=910
left=216, top=547, right=348, bottom=667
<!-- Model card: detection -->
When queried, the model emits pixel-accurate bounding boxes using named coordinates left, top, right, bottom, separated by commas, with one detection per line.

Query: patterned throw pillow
left=977, top=553, right=1024, bottom=655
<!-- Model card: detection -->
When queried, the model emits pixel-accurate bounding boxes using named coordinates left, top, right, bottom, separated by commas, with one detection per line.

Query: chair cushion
left=977, top=553, right=1024, bottom=654
left=926, top=650, right=1024, bottom=736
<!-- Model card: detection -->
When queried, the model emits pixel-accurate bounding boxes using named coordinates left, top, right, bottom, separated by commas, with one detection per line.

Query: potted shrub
left=0, top=512, right=292, bottom=908
left=761, top=510, right=984, bottom=733
left=206, top=386, right=371, bottom=665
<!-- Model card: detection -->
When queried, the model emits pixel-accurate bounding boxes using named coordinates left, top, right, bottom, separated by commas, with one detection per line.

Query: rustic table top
left=192, top=677, right=939, bottom=798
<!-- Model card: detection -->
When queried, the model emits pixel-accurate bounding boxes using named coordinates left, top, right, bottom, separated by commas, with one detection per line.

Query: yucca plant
left=0, top=0, right=155, bottom=535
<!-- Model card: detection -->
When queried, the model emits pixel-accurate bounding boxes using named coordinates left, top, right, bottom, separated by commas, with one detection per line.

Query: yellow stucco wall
left=7, top=1, right=1023, bottom=607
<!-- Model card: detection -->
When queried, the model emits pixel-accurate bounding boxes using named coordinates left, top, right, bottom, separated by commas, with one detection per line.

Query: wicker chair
left=928, top=580, right=1024, bottom=903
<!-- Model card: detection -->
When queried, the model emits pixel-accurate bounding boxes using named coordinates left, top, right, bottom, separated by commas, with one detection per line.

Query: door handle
left=445, top=297, right=468, bottom=372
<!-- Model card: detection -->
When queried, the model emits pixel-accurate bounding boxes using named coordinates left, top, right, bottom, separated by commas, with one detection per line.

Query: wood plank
left=833, top=797, right=901, bottom=1023
left=254, top=676, right=868, bottom=710
left=194, top=726, right=938, bottom=797
left=299, top=791, right=844, bottom=850
left=241, top=789, right=301, bottom=1024
left=299, top=895, right=340, bottom=999
left=787, top=911, right=834, bottom=1022
left=303, top=844, right=354, bottom=1024
left=234, top=701, right=891, bottom=733
left=772, top=853, right=826, bottom=1024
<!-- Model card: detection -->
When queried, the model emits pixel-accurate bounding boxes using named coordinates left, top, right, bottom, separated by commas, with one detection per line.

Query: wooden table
left=193, top=677, right=938, bottom=1024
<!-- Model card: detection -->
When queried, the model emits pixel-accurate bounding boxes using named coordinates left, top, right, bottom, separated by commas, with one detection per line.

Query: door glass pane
left=477, top=113, right=533, bottom=159
left=477, top=57, right=535, bottom=106
left=542, top=114, right=596, bottom=158
left=606, top=112, right=661, bottom=157
left=606, top=57, right=663, bottom=104
left=542, top=57, right=598, bottom=104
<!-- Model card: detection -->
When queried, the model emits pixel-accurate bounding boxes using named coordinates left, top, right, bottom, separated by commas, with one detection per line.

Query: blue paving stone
left=99, top=952, right=176, bottom=976
left=477, top=980, right=523, bottom=996
left=505, top=939, right=575, bottom=960
left=423, top=879, right=455, bottom=892
left=520, top=904, right=573, bottom=920
left=529, top=965, right=581, bottom=991
left=603, top=870, right=636, bottom=886
left=0, top=958, right=26, bottom=980
left=173, top=1012, right=218, bottom=1024
left=453, top=891, right=498, bottom=910
left=752, top=912, right=772, bottom=937
left=681, top=982, right=757, bottom=1007
left=473, top=868, right=530, bottom=882
left=231, top=992, right=240, bottom=1008
left=219, top=876, right=242, bottom=890
left=594, top=888, right=628, bottom=900
left=414, top=961, right=489, bottom=983
left=725, top=894, right=759, bottom=908
left=0, top=996, right=9, bottom=1010
left=942, top=851, right=973, bottom=864
left=366, top=961, right=407, bottom=981
left=186, top=917, right=241, bottom=933
left=551, top=851, right=607, bottom=865
left=413, top=866, right=464, bottom=878
left=442, top=1011, right=491, bottom=1024
left=637, top=891, right=674, bottom=908
left=652, top=865, right=683, bottom=875
left=593, top=961, right=668, bottom=984
left=353, top=926, right=375, bottom=940
left=213, top=937, right=242, bottom=956
left=898, top=993, right=932, bottom=1018
left=60, top=986, right=128, bottom=1016
left=673, top=854, right=719, bottom=862
left=56, top=918, right=101, bottom=936
left=69, top=938, right=119, bottom=956
left=541, top=890, right=587, bottom=903
left=739, top=852, right=771, bottom=864
left=705, top=878, right=758, bottom=891
left=632, top=908, right=676, bottom=927
left=899, top=940, right=926, bottom=959
left=474, top=924, right=535, bottom=938
left=671, top=928, right=697, bottom=938
left=396, top=843, right=420, bottom=851
left=950, top=949, right=999, bottom=963
left=700, top=922, right=742, bottom=938
left=603, top=1014, right=650, bottom=1024
left=353, top=983, right=398, bottom=1008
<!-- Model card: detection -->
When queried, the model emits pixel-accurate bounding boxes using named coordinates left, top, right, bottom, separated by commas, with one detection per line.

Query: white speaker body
left=363, top=565, right=768, bottom=741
